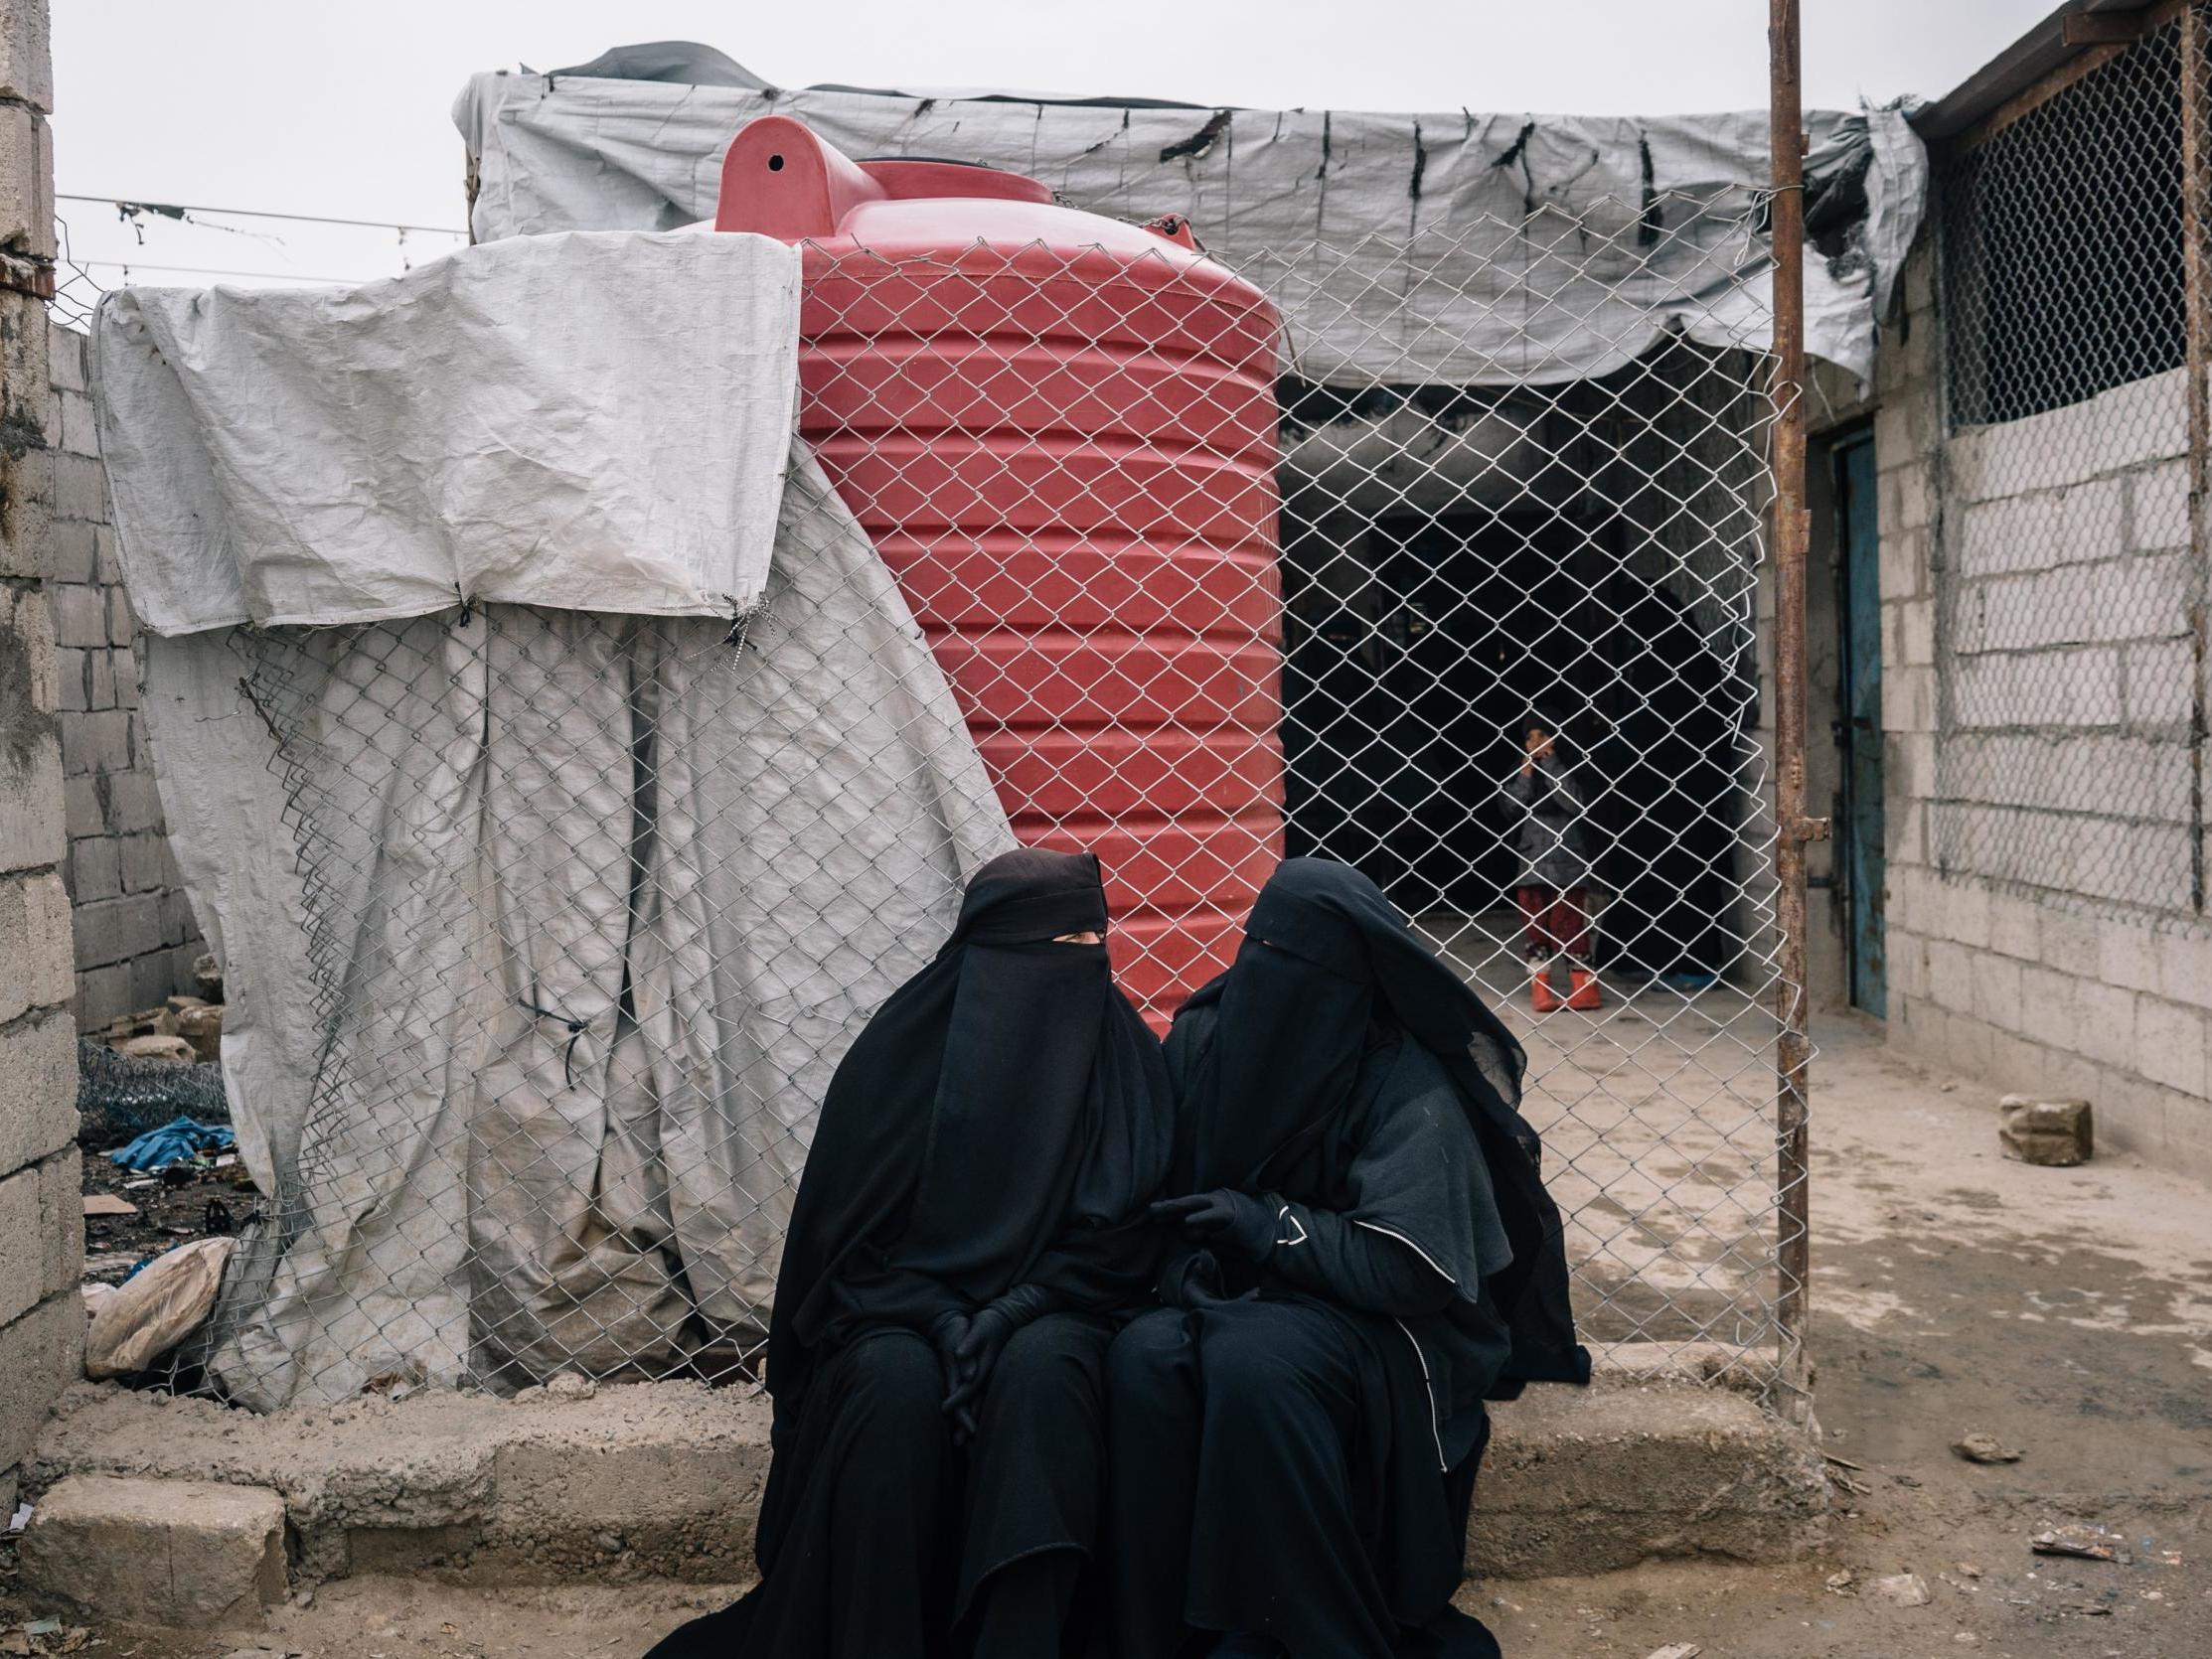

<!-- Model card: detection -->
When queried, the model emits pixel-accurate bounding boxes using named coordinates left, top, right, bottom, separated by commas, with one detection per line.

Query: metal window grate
left=1941, top=23, right=2185, bottom=430
left=1932, top=11, right=2212, bottom=929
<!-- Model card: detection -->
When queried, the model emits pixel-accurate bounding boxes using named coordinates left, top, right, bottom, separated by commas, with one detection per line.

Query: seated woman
left=1107, top=858, right=1588, bottom=1659
left=648, top=847, right=1174, bottom=1659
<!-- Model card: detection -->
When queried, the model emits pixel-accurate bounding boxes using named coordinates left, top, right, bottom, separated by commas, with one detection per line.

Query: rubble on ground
left=1871, top=1572, right=1933, bottom=1606
left=1953, top=1432, right=2022, bottom=1464
left=1997, top=1095, right=2093, bottom=1165
left=63, top=961, right=251, bottom=1385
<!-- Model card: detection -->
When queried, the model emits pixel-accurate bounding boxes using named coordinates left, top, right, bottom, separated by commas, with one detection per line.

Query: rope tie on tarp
left=519, top=998, right=595, bottom=1089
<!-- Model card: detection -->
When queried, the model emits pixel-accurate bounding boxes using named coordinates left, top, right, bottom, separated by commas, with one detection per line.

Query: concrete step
left=20, top=1474, right=286, bottom=1626
left=21, top=1344, right=1827, bottom=1625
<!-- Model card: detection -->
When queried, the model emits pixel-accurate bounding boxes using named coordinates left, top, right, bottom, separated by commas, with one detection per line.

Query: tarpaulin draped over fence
left=96, top=233, right=1013, bottom=1407
left=453, top=68, right=1925, bottom=386
left=94, top=230, right=802, bottom=631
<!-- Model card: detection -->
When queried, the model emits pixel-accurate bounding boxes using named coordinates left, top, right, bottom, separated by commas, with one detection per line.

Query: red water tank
left=716, top=116, right=1284, bottom=1025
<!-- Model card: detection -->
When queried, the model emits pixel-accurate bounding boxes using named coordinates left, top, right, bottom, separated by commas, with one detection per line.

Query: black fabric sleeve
left=831, top=1264, right=972, bottom=1335
left=1014, top=1002, right=1179, bottom=1313
left=1009, top=1214, right=1162, bottom=1314
left=1157, top=1245, right=1208, bottom=1308
left=1259, top=1195, right=1459, bottom=1318
left=982, top=1280, right=1067, bottom=1331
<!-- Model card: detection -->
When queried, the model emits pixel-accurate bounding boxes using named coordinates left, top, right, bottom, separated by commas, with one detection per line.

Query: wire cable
left=57, top=193, right=467, bottom=237
left=75, top=257, right=372, bottom=284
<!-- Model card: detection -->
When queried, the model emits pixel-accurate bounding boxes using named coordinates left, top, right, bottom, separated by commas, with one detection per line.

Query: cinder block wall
left=1875, top=236, right=2212, bottom=1185
left=0, top=0, right=85, bottom=1514
left=46, top=323, right=203, bottom=1025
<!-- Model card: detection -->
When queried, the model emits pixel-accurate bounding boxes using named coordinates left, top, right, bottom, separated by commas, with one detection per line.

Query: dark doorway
left=1281, top=509, right=1614, bottom=913
left=1279, top=507, right=1748, bottom=984
left=1593, top=579, right=1745, bottom=985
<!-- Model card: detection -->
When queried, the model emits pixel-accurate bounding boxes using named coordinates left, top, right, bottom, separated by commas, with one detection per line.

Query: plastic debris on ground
left=2031, top=1524, right=2130, bottom=1563
left=80, top=1129, right=260, bottom=1298
left=107, top=1115, right=236, bottom=1171
left=83, top=1236, right=237, bottom=1379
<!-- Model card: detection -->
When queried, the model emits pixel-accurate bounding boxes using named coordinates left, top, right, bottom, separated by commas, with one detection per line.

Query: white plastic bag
left=85, top=1238, right=237, bottom=1379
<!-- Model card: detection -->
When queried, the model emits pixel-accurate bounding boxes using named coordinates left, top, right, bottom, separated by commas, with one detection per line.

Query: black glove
left=940, top=1280, right=1063, bottom=1442
left=942, top=1305, right=1015, bottom=1444
left=928, top=1309, right=972, bottom=1401
left=1151, top=1190, right=1278, bottom=1263
left=1164, top=1248, right=1259, bottom=1310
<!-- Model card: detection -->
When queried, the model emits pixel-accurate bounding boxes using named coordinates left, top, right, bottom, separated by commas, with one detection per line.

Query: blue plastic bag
left=107, top=1116, right=237, bottom=1172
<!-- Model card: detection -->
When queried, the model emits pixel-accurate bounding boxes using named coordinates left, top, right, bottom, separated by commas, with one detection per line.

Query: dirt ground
left=79, top=1151, right=256, bottom=1287
left=4, top=1012, right=2207, bottom=1657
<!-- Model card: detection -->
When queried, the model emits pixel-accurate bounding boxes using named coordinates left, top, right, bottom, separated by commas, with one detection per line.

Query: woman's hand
left=941, top=1305, right=1015, bottom=1443
left=1151, top=1191, right=1277, bottom=1262
left=928, top=1309, right=972, bottom=1401
left=1167, top=1248, right=1259, bottom=1310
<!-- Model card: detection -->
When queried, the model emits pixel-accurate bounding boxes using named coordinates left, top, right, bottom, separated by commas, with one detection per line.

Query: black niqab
left=1110, top=859, right=1583, bottom=1658
left=649, top=848, right=1173, bottom=1659
left=767, top=844, right=1169, bottom=1426
left=1180, top=856, right=1586, bottom=1393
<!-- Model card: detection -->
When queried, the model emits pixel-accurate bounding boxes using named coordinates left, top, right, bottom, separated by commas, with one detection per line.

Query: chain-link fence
left=1934, top=8, right=2212, bottom=926
left=53, top=214, right=101, bottom=333
left=147, top=192, right=1804, bottom=1410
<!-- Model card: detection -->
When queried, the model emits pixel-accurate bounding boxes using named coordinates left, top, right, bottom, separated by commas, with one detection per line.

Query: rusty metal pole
left=1769, top=0, right=1817, bottom=1415
left=2183, top=4, right=2209, bottom=915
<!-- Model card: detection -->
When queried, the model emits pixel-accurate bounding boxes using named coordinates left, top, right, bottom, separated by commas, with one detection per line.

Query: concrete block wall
left=1873, top=234, right=2212, bottom=1185
left=45, top=322, right=202, bottom=1025
left=1933, top=359, right=2196, bottom=910
left=0, top=0, right=83, bottom=1514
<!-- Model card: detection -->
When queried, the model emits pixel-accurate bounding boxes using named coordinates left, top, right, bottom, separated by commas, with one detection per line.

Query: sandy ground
left=4, top=1010, right=2208, bottom=1657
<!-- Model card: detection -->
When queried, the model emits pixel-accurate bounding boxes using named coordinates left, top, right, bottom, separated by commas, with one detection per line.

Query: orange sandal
left=1530, top=964, right=1562, bottom=1013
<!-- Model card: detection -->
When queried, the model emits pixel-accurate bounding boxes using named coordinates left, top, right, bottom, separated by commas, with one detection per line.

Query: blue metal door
left=1835, top=432, right=1886, bottom=1015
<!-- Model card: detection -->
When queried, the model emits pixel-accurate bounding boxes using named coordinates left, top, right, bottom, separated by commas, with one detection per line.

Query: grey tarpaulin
left=93, top=230, right=802, bottom=632
left=99, top=233, right=1014, bottom=1407
left=454, top=62, right=1926, bottom=385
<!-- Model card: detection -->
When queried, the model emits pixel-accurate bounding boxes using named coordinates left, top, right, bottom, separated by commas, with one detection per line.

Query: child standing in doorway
left=1506, top=709, right=1601, bottom=1012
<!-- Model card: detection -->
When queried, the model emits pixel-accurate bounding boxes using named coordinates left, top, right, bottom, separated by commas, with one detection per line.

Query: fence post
left=2184, top=4, right=2210, bottom=915
left=1768, top=0, right=1817, bottom=1415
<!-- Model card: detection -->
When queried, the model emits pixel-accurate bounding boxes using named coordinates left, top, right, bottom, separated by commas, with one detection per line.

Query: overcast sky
left=49, top=0, right=2056, bottom=297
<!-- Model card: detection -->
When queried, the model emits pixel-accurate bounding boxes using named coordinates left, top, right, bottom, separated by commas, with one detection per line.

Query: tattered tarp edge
left=453, top=69, right=1926, bottom=389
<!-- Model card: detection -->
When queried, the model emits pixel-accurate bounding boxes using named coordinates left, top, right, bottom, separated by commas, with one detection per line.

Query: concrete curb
left=20, top=1474, right=286, bottom=1626
left=22, top=1343, right=1827, bottom=1620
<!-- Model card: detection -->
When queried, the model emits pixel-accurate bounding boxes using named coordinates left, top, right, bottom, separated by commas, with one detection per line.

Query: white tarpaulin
left=98, top=237, right=1016, bottom=1407
left=94, top=230, right=801, bottom=632
left=454, top=67, right=1926, bottom=386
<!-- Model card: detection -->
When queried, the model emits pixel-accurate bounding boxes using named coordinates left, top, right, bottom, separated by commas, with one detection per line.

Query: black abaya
left=1108, top=858, right=1586, bottom=1659
left=648, top=848, right=1174, bottom=1659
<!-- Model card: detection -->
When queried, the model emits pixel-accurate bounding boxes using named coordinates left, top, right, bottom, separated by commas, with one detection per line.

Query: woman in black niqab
left=1107, top=857, right=1587, bottom=1659
left=646, top=847, right=1175, bottom=1659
